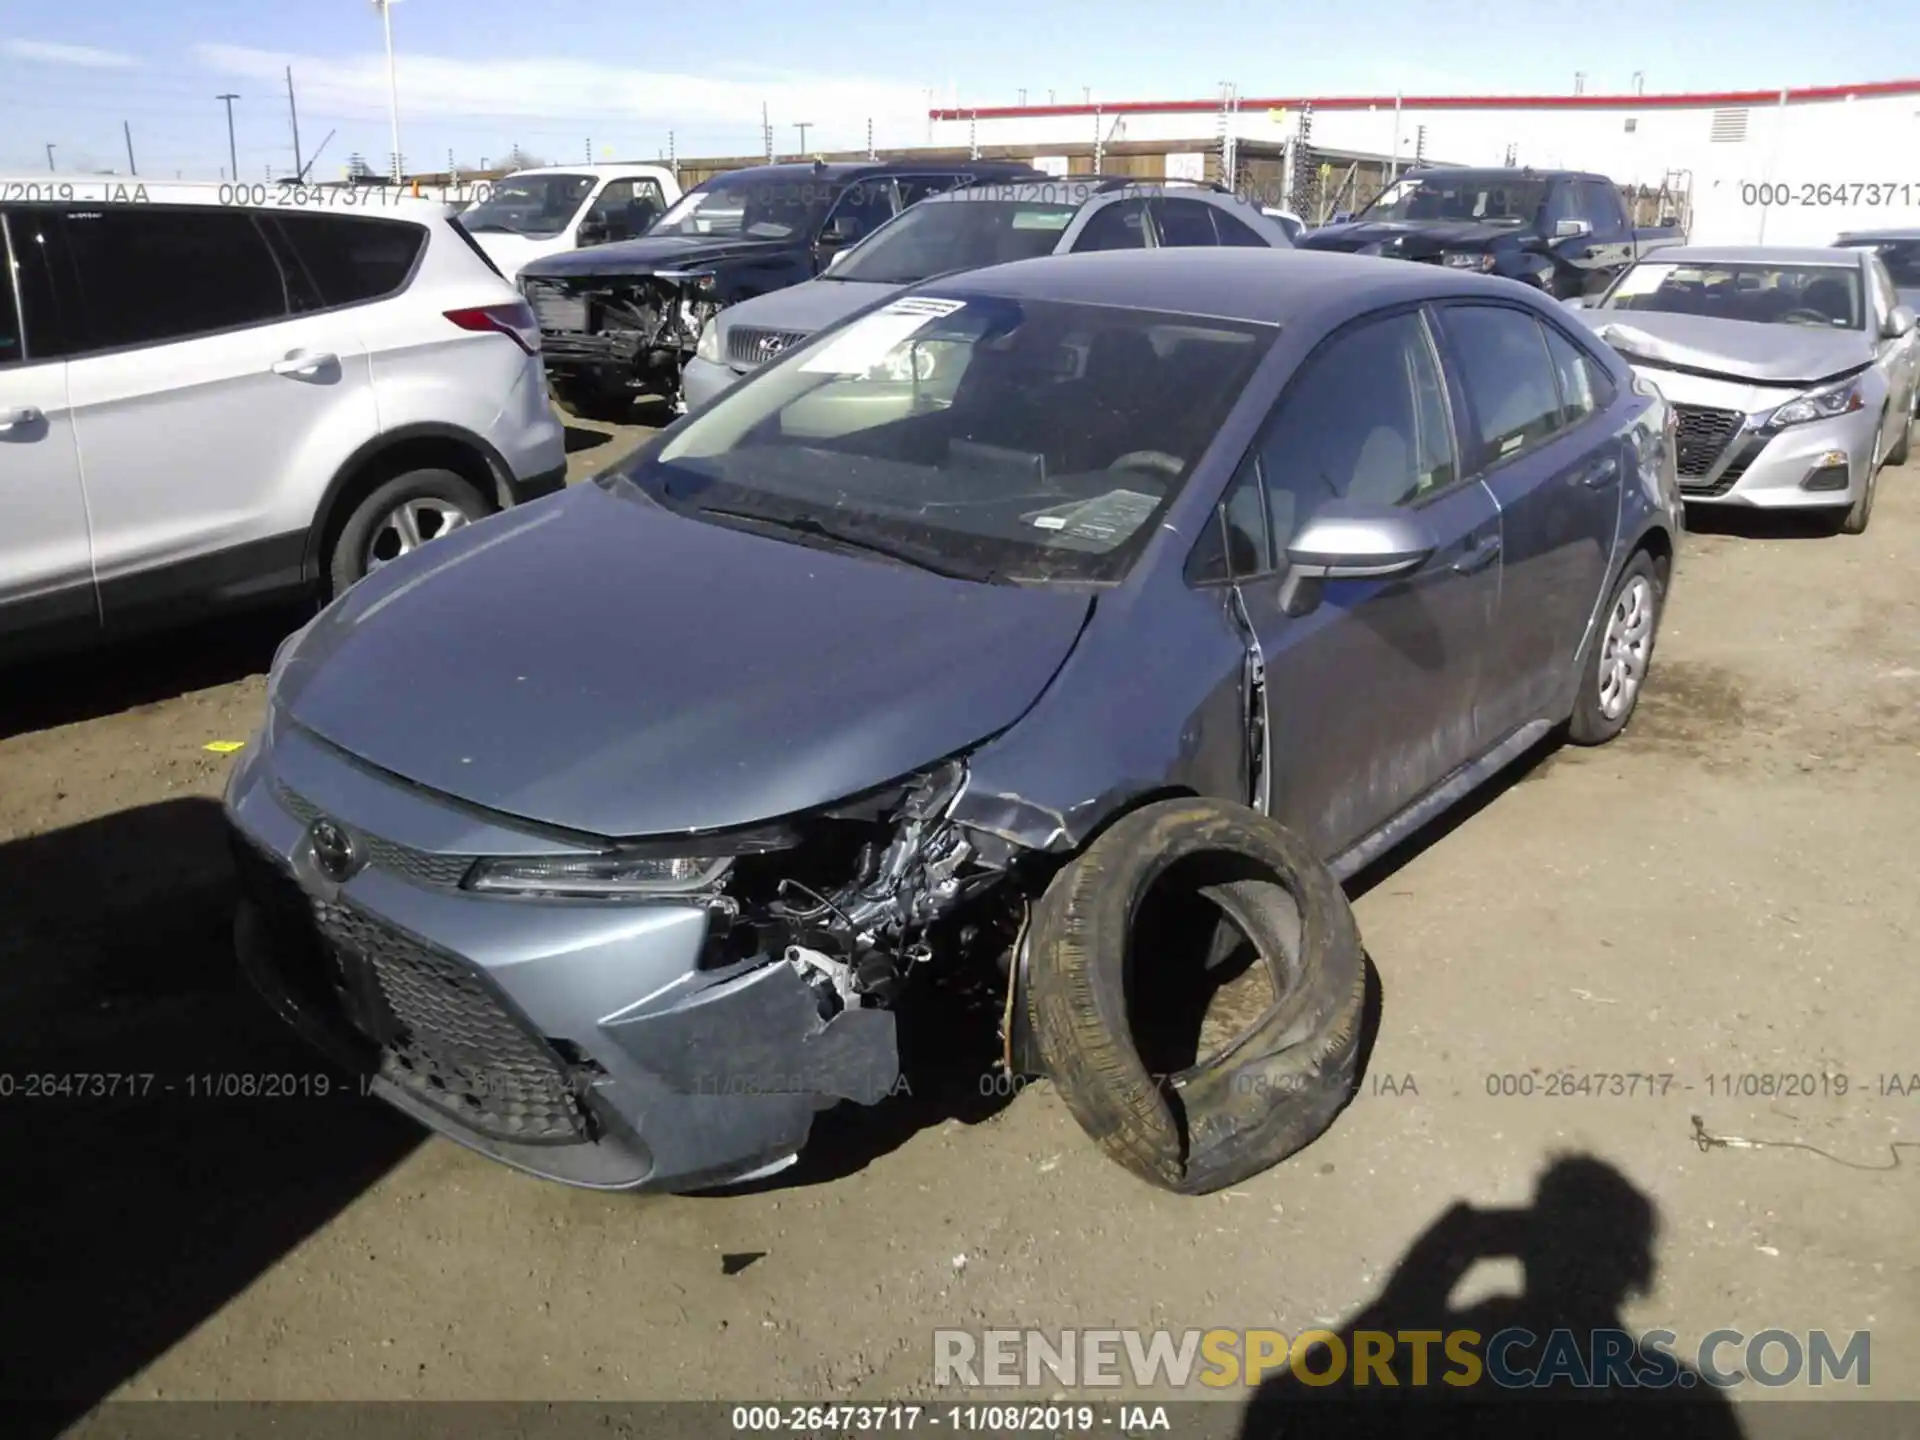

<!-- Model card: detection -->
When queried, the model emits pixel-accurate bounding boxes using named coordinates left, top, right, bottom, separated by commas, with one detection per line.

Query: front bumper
left=1660, top=392, right=1879, bottom=509
left=682, top=355, right=747, bottom=413
left=223, top=717, right=899, bottom=1192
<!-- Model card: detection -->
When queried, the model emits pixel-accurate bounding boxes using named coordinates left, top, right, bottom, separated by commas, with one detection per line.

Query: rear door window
left=1437, top=304, right=1567, bottom=467
left=263, top=212, right=426, bottom=310
left=1070, top=198, right=1150, bottom=252
left=59, top=206, right=291, bottom=352
left=1152, top=197, right=1224, bottom=247
left=0, top=208, right=77, bottom=362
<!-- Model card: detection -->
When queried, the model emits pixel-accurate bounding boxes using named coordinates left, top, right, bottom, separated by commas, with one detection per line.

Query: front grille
left=523, top=279, right=589, bottom=334
left=310, top=898, right=590, bottom=1143
left=276, top=783, right=475, bottom=888
left=727, top=325, right=811, bottom=369
left=1672, top=404, right=1744, bottom=480
left=1682, top=433, right=1763, bottom=497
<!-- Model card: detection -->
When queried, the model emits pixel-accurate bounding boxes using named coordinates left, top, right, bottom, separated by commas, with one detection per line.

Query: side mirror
left=576, top=218, right=610, bottom=247
left=1885, top=304, right=1916, bottom=338
left=1554, top=218, right=1594, bottom=240
left=824, top=245, right=852, bottom=272
left=1276, top=501, right=1437, bottom=617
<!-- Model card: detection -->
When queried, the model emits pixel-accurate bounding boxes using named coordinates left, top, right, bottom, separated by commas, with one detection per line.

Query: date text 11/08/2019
left=1741, top=181, right=1920, bottom=207
left=729, top=1404, right=1171, bottom=1431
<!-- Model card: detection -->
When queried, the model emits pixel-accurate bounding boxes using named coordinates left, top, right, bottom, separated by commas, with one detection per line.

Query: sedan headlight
left=1442, top=251, right=1496, bottom=271
left=695, top=316, right=721, bottom=364
left=1766, top=375, right=1865, bottom=427
left=468, top=852, right=734, bottom=897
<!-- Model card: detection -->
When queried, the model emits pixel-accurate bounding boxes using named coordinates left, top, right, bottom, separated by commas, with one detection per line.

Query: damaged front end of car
left=521, top=268, right=723, bottom=404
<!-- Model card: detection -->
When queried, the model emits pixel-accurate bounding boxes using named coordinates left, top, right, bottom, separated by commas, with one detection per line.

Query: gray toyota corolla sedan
left=226, top=248, right=1681, bottom=1193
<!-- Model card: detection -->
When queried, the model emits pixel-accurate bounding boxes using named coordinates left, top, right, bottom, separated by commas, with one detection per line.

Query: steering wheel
left=1781, top=308, right=1834, bottom=326
left=1108, top=450, right=1185, bottom=479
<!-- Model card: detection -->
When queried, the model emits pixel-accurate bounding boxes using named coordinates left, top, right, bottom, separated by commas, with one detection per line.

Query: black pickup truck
left=518, top=157, right=1045, bottom=414
left=1298, top=167, right=1685, bottom=299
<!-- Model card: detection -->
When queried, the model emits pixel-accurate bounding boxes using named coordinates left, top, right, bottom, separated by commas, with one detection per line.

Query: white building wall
left=931, top=91, right=1920, bottom=245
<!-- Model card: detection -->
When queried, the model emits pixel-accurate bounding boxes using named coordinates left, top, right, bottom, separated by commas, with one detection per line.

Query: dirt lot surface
left=4, top=427, right=1917, bottom=1432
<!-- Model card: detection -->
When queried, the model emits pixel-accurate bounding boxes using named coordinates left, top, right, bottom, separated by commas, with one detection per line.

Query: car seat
left=1801, top=277, right=1856, bottom=327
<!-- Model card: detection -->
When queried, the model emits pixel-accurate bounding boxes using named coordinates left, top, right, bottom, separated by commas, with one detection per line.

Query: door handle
left=1452, top=534, right=1501, bottom=574
left=0, top=406, right=45, bottom=432
left=1579, top=457, right=1620, bottom=488
left=271, top=350, right=336, bottom=376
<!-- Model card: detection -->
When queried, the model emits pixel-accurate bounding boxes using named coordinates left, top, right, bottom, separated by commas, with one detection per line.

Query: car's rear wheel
left=327, top=468, right=489, bottom=596
left=1568, top=549, right=1664, bottom=746
left=1023, top=797, right=1366, bottom=1195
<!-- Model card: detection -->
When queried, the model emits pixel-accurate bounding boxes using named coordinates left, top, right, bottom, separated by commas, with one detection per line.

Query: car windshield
left=649, top=174, right=848, bottom=241
left=461, top=173, right=596, bottom=237
left=1835, top=237, right=1920, bottom=288
left=1359, top=175, right=1547, bottom=225
left=1602, top=262, right=1865, bottom=328
left=629, top=293, right=1275, bottom=584
left=829, top=198, right=1082, bottom=284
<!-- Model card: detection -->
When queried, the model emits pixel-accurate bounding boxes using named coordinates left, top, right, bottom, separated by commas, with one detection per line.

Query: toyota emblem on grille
left=757, top=334, right=787, bottom=361
left=309, top=818, right=363, bottom=882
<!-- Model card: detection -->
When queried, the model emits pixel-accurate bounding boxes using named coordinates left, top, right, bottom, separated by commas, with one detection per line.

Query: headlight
left=467, top=852, right=735, bottom=897
left=1442, top=251, right=1496, bottom=271
left=695, top=316, right=721, bottom=364
left=1767, top=375, right=1865, bottom=427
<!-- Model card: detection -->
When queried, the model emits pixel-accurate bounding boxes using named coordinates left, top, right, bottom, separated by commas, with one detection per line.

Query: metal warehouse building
left=923, top=78, right=1920, bottom=245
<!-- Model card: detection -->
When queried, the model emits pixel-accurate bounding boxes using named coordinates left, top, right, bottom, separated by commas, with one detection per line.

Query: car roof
left=1401, top=167, right=1599, bottom=183
left=696, top=159, right=1042, bottom=186
left=500, top=163, right=676, bottom=179
left=0, top=176, right=453, bottom=218
left=1645, top=244, right=1867, bottom=267
left=930, top=177, right=1234, bottom=205
left=922, top=246, right=1540, bottom=326
left=1835, top=226, right=1920, bottom=242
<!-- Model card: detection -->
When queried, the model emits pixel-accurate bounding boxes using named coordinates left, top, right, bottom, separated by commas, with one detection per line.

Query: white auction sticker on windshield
left=799, top=297, right=968, bottom=376
left=1027, top=489, right=1160, bottom=551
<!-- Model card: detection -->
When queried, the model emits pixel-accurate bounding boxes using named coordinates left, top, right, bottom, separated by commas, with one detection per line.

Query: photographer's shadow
left=1240, top=1155, right=1745, bottom=1438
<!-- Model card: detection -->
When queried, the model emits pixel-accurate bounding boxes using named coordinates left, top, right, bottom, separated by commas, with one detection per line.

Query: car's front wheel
left=1567, top=549, right=1665, bottom=745
left=327, top=468, right=490, bottom=596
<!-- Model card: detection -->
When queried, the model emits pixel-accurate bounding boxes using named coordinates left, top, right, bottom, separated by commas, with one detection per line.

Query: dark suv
left=517, top=158, right=1045, bottom=414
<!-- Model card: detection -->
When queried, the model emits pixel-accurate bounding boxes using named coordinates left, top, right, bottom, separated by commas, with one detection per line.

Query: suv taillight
left=445, top=302, right=540, bottom=355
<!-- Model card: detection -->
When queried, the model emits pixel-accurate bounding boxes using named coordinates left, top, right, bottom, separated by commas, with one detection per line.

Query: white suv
left=0, top=180, right=566, bottom=661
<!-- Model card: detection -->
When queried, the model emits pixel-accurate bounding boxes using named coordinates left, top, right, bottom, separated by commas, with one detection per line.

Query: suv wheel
left=327, top=468, right=490, bottom=596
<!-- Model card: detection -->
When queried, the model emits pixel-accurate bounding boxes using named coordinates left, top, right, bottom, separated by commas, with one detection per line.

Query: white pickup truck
left=459, top=163, right=683, bottom=280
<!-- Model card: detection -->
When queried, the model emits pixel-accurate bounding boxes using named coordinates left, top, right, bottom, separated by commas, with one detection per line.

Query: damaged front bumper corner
left=224, top=730, right=911, bottom=1193
left=521, top=270, right=719, bottom=394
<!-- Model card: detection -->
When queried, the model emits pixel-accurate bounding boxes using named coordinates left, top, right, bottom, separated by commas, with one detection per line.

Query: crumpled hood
left=520, top=234, right=795, bottom=279
left=273, top=483, right=1094, bottom=839
left=1587, top=310, right=1874, bottom=386
left=1298, top=219, right=1521, bottom=255
left=716, top=277, right=900, bottom=343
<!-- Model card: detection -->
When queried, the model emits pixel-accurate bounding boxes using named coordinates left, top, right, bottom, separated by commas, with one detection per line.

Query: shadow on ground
left=1681, top=505, right=1843, bottom=541
left=0, top=798, right=420, bottom=1436
left=1239, top=1156, right=1747, bottom=1438
left=0, top=605, right=306, bottom=742
left=563, top=424, right=613, bottom=454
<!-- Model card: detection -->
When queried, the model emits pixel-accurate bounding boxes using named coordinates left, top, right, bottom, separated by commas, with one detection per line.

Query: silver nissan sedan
left=1573, top=244, right=1920, bottom=534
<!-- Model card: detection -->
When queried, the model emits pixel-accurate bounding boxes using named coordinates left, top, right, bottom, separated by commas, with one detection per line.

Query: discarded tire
left=1024, top=797, right=1366, bottom=1194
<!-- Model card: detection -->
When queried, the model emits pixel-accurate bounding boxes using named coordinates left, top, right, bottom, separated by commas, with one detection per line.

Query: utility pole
left=285, top=67, right=303, bottom=179
left=1573, top=72, right=1586, bottom=95
left=1018, top=89, right=1027, bottom=105
left=123, top=121, right=136, bottom=175
left=667, top=131, right=676, bottom=176
left=372, top=0, right=404, bottom=182
left=866, top=118, right=875, bottom=161
left=217, top=94, right=240, bottom=181
left=45, top=143, right=55, bottom=172
left=762, top=102, right=773, bottom=161
left=585, top=138, right=593, bottom=163
left=793, top=122, right=812, bottom=155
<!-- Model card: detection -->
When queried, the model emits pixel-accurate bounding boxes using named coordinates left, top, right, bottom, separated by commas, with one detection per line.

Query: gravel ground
left=4, top=430, right=1916, bottom=1433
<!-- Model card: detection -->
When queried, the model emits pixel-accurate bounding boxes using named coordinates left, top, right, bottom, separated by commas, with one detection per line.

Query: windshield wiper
left=692, top=505, right=991, bottom=582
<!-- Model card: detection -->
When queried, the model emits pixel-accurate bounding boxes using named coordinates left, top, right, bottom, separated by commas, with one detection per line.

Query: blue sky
left=3, top=0, right=1911, bottom=179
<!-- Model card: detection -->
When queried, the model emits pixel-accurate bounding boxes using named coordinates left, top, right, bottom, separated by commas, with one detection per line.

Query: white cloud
left=193, top=43, right=936, bottom=133
left=5, top=38, right=139, bottom=68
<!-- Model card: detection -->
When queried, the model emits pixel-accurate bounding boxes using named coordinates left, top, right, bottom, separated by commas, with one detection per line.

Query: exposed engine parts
left=711, top=763, right=1018, bottom=1023
left=524, top=274, right=720, bottom=403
